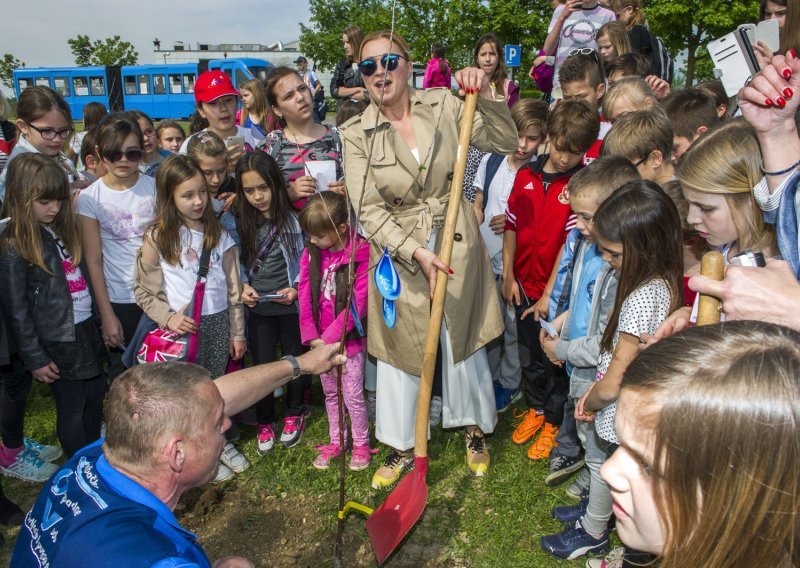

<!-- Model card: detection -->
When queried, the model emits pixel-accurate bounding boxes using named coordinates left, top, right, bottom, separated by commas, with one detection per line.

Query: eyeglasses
left=109, top=149, right=144, bottom=163
left=26, top=123, right=73, bottom=141
left=358, top=53, right=407, bottom=77
left=142, top=127, right=156, bottom=137
left=568, top=48, right=600, bottom=64
left=633, top=152, right=652, bottom=167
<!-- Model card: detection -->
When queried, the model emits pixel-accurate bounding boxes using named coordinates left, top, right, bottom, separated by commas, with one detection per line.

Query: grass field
left=0, top=377, right=618, bottom=567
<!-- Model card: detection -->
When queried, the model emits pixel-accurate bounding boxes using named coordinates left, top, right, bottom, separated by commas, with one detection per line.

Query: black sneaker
left=546, top=454, right=585, bottom=487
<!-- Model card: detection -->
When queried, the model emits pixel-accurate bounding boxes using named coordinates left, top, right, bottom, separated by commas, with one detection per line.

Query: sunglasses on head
left=109, top=149, right=143, bottom=163
left=569, top=48, right=600, bottom=63
left=358, top=53, right=407, bottom=77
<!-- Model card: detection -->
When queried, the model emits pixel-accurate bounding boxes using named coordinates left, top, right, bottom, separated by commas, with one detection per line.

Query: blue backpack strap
left=482, top=153, right=506, bottom=212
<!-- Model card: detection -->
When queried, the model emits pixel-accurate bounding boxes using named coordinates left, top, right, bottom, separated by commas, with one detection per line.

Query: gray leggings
left=576, top=415, right=613, bottom=537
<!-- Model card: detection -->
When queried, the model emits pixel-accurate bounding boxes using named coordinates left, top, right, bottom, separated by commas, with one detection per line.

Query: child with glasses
left=600, top=108, right=675, bottom=187
left=0, top=86, right=86, bottom=202
left=541, top=0, right=615, bottom=96
left=128, top=110, right=170, bottom=176
left=76, top=114, right=157, bottom=363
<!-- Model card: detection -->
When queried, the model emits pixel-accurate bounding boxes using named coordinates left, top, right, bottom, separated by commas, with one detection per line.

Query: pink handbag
left=136, top=248, right=210, bottom=365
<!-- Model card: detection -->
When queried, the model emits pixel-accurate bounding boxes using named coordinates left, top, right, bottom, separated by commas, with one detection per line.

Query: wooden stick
left=696, top=251, right=725, bottom=326
left=413, top=91, right=479, bottom=458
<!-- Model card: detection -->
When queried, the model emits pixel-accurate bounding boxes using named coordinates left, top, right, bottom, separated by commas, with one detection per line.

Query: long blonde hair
left=621, top=321, right=800, bottom=567
left=240, top=78, right=269, bottom=132
left=597, top=21, right=632, bottom=60
left=678, top=119, right=775, bottom=253
left=0, top=153, right=81, bottom=272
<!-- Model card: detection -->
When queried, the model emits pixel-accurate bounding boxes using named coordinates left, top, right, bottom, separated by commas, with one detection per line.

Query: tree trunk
left=685, top=31, right=701, bottom=87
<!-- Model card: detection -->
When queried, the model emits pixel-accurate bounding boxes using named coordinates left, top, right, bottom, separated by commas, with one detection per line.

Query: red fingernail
left=785, top=87, right=794, bottom=98
left=448, top=268, right=454, bottom=275
left=777, top=96, right=787, bottom=107
left=765, top=98, right=774, bottom=106
left=783, top=68, right=792, bottom=80
left=790, top=48, right=797, bottom=58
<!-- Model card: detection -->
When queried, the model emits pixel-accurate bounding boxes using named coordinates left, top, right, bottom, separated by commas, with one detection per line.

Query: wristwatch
left=282, top=355, right=302, bottom=381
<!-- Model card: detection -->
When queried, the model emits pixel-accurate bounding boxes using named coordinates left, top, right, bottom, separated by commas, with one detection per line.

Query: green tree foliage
left=646, top=0, right=759, bottom=86
left=68, top=35, right=138, bottom=67
left=0, top=53, right=22, bottom=90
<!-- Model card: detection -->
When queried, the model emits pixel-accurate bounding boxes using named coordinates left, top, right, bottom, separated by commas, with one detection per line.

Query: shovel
left=366, top=90, right=479, bottom=565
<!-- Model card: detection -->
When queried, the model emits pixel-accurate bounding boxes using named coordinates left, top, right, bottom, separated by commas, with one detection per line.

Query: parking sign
left=505, top=44, right=521, bottom=67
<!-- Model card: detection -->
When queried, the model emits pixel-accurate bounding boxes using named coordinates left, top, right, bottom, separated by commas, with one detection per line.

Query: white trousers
left=375, top=322, right=498, bottom=450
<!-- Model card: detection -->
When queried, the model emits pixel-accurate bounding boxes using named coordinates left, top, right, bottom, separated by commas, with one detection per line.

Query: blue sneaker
left=493, top=382, right=521, bottom=413
left=541, top=520, right=609, bottom=560
left=552, top=499, right=588, bottom=524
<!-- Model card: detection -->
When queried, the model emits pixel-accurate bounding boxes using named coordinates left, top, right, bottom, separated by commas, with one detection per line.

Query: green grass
left=2, top=379, right=613, bottom=566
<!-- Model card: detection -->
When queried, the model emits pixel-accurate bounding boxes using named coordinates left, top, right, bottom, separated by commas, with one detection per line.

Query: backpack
left=481, top=153, right=507, bottom=212
left=649, top=33, right=674, bottom=84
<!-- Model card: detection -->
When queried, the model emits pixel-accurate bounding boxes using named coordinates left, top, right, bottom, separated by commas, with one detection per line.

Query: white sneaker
left=24, top=438, right=63, bottom=462
left=429, top=396, right=443, bottom=427
left=2, top=450, right=59, bottom=482
left=586, top=546, right=624, bottom=568
left=220, top=442, right=250, bottom=473
left=212, top=461, right=235, bottom=484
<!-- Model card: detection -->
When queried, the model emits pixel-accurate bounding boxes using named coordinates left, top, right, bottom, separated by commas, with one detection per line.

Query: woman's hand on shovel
left=414, top=247, right=454, bottom=300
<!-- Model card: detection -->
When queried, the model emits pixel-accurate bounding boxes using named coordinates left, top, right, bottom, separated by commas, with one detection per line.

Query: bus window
left=35, top=77, right=50, bottom=87
left=73, top=77, right=89, bottom=96
left=90, top=77, right=106, bottom=96
left=248, top=66, right=270, bottom=81
left=18, top=78, right=32, bottom=91
left=169, top=74, right=182, bottom=94
left=234, top=68, right=249, bottom=89
left=183, top=74, right=196, bottom=94
left=153, top=75, right=166, bottom=95
left=124, top=76, right=137, bottom=95
left=53, top=77, right=70, bottom=97
left=137, top=75, right=150, bottom=95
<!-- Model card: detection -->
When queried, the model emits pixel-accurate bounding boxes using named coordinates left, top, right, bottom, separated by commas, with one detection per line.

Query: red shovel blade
left=366, top=457, right=429, bottom=565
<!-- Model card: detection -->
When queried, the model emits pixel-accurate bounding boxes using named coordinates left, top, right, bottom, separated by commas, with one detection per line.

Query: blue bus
left=13, top=58, right=273, bottom=120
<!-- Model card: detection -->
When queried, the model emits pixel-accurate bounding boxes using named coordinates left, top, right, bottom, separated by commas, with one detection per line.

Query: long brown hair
left=343, top=25, right=365, bottom=63
left=149, top=154, right=221, bottom=266
left=0, top=153, right=81, bottom=272
left=240, top=78, right=270, bottom=132
left=473, top=33, right=508, bottom=96
left=594, top=180, right=684, bottom=351
left=611, top=0, right=647, bottom=30
left=621, top=321, right=800, bottom=567
left=234, top=152, right=299, bottom=266
left=15, top=86, right=73, bottom=131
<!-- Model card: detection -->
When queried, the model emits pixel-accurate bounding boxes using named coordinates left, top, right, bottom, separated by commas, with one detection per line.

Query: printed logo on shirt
left=523, top=181, right=534, bottom=191
left=587, top=280, right=596, bottom=302
left=97, top=200, right=156, bottom=241
left=558, top=185, right=570, bottom=205
left=563, top=19, right=601, bottom=45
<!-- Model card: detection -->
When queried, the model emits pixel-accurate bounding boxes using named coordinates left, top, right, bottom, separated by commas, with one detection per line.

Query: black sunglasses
left=109, top=149, right=144, bottom=163
left=26, top=123, right=73, bottom=141
left=358, top=53, right=407, bottom=77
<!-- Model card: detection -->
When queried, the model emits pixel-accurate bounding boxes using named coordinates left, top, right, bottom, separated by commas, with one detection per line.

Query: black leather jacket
left=0, top=227, right=95, bottom=370
left=330, top=58, right=365, bottom=99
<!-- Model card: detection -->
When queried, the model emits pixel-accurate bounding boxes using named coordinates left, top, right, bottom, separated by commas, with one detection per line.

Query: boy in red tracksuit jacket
left=502, top=100, right=600, bottom=461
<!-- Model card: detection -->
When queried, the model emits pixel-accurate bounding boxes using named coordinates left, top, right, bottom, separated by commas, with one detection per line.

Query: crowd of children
left=1, top=7, right=800, bottom=564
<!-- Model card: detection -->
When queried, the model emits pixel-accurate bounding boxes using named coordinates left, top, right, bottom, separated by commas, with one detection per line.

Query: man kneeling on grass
left=12, top=345, right=346, bottom=568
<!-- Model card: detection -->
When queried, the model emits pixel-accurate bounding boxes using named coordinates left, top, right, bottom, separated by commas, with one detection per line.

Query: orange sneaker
left=527, top=422, right=559, bottom=460
left=511, top=409, right=545, bottom=445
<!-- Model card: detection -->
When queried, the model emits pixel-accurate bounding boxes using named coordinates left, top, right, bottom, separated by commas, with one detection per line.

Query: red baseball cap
left=194, top=70, right=239, bottom=103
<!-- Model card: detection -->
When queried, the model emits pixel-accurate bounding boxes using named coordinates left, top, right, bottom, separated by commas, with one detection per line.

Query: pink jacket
left=423, top=58, right=451, bottom=89
left=298, top=235, right=369, bottom=356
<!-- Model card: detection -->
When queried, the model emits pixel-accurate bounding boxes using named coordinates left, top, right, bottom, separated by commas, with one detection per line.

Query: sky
left=3, top=0, right=311, bottom=68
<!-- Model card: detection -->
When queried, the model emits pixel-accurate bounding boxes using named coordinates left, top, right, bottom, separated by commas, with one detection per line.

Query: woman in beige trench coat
left=340, top=30, right=518, bottom=487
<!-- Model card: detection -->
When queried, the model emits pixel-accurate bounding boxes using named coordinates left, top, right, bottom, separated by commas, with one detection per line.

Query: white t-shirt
left=549, top=4, right=616, bottom=87
left=594, top=278, right=672, bottom=444
left=46, top=227, right=93, bottom=324
left=159, top=226, right=235, bottom=316
left=474, top=154, right=536, bottom=274
left=76, top=175, right=157, bottom=303
left=179, top=126, right=258, bottom=155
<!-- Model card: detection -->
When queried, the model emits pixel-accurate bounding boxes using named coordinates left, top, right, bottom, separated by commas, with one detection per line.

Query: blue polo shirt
left=12, top=440, right=211, bottom=568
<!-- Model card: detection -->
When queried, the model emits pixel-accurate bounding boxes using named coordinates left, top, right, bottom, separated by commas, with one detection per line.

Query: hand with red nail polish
left=776, top=96, right=787, bottom=107
left=785, top=87, right=794, bottom=99
left=783, top=68, right=792, bottom=80
left=766, top=99, right=774, bottom=106
left=790, top=48, right=797, bottom=59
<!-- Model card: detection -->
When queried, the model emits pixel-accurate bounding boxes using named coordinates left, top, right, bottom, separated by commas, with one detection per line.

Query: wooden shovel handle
left=696, top=251, right=725, bottom=326
left=413, top=92, right=479, bottom=458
